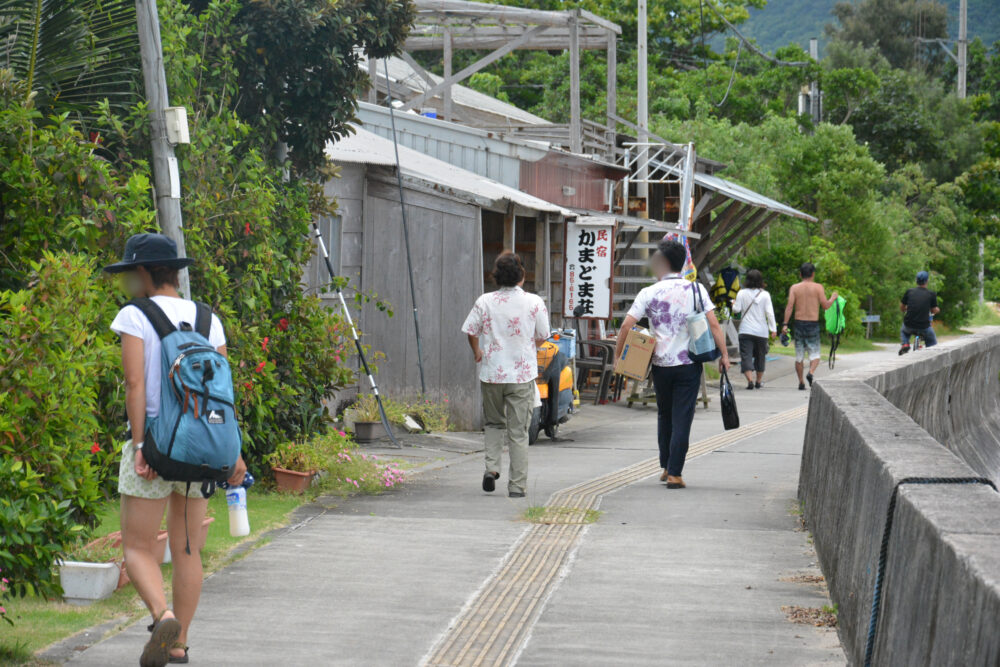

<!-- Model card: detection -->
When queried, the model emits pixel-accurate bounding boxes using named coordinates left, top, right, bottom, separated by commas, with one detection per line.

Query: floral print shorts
left=118, top=441, right=204, bottom=500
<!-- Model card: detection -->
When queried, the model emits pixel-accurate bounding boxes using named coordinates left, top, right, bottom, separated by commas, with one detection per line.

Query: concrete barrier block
left=802, top=332, right=1000, bottom=664
left=874, top=486, right=1000, bottom=665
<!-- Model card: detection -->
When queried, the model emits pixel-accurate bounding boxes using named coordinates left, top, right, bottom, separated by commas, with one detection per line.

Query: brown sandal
left=140, top=610, right=181, bottom=667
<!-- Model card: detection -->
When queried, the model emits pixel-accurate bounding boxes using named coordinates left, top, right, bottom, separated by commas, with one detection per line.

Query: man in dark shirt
left=899, top=271, right=940, bottom=354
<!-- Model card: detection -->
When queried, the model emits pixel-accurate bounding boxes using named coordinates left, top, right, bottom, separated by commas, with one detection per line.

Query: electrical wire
left=715, top=41, right=742, bottom=107
left=702, top=0, right=811, bottom=68
left=382, top=59, right=428, bottom=395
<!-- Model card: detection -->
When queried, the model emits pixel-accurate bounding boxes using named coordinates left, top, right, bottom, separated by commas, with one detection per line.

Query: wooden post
left=534, top=214, right=545, bottom=297
left=443, top=26, right=454, bottom=121
left=605, top=30, right=616, bottom=160
left=503, top=202, right=516, bottom=252
left=136, top=0, right=190, bottom=298
left=569, top=12, right=582, bottom=154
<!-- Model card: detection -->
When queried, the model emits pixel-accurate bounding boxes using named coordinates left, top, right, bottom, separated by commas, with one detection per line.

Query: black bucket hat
left=103, top=233, right=194, bottom=274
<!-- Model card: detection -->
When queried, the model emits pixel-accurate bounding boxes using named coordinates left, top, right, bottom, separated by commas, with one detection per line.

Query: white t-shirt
left=461, top=286, right=550, bottom=384
left=733, top=288, right=777, bottom=338
left=110, top=296, right=226, bottom=417
left=627, top=275, right=714, bottom=367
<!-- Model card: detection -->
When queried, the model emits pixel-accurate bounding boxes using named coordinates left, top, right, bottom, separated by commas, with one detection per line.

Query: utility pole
left=636, top=0, right=648, bottom=202
left=958, top=0, right=967, bottom=99
left=809, top=38, right=821, bottom=124
left=136, top=0, right=190, bottom=298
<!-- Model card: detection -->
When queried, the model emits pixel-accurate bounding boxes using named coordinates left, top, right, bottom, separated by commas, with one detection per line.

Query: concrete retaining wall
left=800, top=330, right=1000, bottom=665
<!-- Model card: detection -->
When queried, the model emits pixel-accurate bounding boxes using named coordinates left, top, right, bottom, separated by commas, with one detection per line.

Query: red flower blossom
left=261, top=336, right=269, bottom=352
left=90, top=442, right=101, bottom=454
left=244, top=382, right=253, bottom=390
left=244, top=222, right=252, bottom=235
left=277, top=318, right=289, bottom=331
left=255, top=361, right=267, bottom=373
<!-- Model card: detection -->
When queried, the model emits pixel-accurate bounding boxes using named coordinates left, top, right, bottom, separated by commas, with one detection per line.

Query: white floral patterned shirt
left=627, top=275, right=714, bottom=367
left=462, top=287, right=550, bottom=384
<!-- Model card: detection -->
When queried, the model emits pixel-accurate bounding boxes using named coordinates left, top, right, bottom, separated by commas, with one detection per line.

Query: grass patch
left=0, top=491, right=304, bottom=661
left=767, top=335, right=876, bottom=357
left=968, top=302, right=1000, bottom=327
left=524, top=506, right=602, bottom=525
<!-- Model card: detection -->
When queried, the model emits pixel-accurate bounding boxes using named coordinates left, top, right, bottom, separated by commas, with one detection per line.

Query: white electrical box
left=164, top=106, right=190, bottom=145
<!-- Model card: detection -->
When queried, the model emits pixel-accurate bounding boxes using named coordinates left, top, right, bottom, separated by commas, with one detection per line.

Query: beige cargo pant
left=481, top=380, right=534, bottom=495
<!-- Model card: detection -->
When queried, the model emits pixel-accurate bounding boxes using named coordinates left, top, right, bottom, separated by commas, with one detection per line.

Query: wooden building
left=308, top=128, right=573, bottom=429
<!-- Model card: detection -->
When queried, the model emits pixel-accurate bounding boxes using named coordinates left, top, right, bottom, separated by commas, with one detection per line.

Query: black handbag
left=720, top=370, right=740, bottom=430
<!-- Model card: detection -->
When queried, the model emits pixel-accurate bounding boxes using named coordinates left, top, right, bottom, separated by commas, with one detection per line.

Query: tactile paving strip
left=423, top=404, right=808, bottom=666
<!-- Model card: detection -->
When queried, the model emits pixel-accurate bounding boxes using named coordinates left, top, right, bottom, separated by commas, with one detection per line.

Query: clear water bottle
left=223, top=472, right=253, bottom=537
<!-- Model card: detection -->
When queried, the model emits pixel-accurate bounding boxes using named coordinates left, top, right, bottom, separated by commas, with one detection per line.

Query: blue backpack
left=129, top=298, right=242, bottom=495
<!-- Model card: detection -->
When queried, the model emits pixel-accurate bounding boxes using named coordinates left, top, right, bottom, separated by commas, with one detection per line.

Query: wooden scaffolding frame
left=383, top=0, right=621, bottom=154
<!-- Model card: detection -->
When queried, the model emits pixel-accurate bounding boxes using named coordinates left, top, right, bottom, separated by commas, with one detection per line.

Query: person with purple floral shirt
left=615, top=240, right=729, bottom=489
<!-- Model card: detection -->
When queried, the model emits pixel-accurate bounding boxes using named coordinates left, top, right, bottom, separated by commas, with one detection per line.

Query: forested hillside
left=740, top=0, right=1000, bottom=55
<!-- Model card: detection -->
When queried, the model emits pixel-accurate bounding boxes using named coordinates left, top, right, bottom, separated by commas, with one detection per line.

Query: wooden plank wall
left=361, top=169, right=484, bottom=429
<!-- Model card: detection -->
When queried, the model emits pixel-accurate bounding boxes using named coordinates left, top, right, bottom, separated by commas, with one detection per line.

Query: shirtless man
left=781, top=263, right=838, bottom=390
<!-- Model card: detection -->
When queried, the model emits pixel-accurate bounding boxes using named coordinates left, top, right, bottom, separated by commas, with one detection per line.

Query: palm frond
left=0, top=0, right=140, bottom=117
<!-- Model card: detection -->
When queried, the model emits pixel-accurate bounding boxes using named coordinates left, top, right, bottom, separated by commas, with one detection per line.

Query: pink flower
left=0, top=606, right=5, bottom=614
left=261, top=337, right=269, bottom=352
left=278, top=318, right=289, bottom=331
left=338, top=431, right=346, bottom=437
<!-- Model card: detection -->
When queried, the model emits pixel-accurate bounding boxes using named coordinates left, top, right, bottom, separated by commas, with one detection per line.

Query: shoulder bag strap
left=691, top=281, right=705, bottom=314
left=194, top=302, right=212, bottom=340
left=128, top=298, right=176, bottom=340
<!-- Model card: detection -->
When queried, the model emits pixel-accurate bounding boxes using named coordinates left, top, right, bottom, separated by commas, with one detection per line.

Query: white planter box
left=58, top=560, right=120, bottom=605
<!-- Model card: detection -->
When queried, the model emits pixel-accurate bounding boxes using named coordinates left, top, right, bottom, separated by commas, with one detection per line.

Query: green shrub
left=0, top=72, right=154, bottom=292
left=264, top=440, right=327, bottom=474
left=311, top=430, right=405, bottom=494
left=0, top=253, right=115, bottom=597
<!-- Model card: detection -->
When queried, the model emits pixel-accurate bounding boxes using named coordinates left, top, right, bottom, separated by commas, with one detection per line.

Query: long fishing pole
left=383, top=58, right=427, bottom=395
left=311, top=221, right=400, bottom=448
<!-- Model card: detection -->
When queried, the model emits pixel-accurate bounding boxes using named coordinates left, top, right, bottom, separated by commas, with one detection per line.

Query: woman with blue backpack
left=105, top=233, right=246, bottom=667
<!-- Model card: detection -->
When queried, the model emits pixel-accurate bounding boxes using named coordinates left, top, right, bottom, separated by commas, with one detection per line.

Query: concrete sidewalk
left=61, top=351, right=891, bottom=666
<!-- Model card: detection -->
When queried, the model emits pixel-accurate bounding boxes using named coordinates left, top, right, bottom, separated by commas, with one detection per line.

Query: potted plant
left=59, top=536, right=121, bottom=605
left=350, top=394, right=384, bottom=443
left=266, top=441, right=325, bottom=493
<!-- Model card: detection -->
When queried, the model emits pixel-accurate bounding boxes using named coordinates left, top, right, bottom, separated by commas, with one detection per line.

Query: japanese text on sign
left=563, top=221, right=614, bottom=318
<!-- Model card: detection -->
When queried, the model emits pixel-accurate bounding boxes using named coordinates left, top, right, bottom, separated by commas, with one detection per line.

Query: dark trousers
left=651, top=363, right=703, bottom=476
left=738, top=334, right=769, bottom=374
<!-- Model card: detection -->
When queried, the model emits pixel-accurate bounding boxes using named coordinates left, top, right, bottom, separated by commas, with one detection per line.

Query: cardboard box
left=614, top=328, right=656, bottom=380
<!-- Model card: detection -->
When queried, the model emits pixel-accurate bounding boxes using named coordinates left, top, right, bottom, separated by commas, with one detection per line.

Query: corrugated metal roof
left=326, top=127, right=571, bottom=216
left=356, top=102, right=548, bottom=189
left=651, top=155, right=817, bottom=223
left=361, top=55, right=551, bottom=127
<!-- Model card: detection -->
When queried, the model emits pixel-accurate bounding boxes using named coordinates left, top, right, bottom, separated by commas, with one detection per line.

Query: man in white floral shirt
left=463, top=252, right=550, bottom=497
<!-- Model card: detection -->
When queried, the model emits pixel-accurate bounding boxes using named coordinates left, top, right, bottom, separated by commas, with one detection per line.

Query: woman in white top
left=105, top=233, right=246, bottom=667
left=732, top=269, right=777, bottom=390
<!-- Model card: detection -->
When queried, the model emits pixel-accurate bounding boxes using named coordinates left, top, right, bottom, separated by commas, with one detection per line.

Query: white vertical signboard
left=563, top=219, right=615, bottom=319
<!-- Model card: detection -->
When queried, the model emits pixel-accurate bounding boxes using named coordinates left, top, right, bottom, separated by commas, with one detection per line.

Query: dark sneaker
left=482, top=472, right=499, bottom=493
left=754, top=382, right=762, bottom=389
left=509, top=491, right=525, bottom=498
left=806, top=373, right=814, bottom=387
left=899, top=343, right=910, bottom=356
left=746, top=382, right=755, bottom=390
left=798, top=382, right=806, bottom=391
